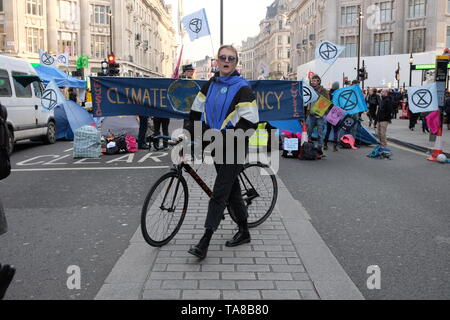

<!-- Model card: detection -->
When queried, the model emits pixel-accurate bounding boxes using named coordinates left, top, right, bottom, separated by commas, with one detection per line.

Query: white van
left=0, top=55, right=56, bottom=154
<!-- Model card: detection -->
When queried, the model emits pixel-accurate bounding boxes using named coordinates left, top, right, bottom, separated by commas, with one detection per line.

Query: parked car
left=0, top=55, right=56, bottom=154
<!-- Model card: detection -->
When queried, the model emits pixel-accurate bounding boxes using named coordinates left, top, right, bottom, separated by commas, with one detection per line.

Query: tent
left=55, top=100, right=94, bottom=140
left=33, top=64, right=86, bottom=88
left=269, top=119, right=378, bottom=145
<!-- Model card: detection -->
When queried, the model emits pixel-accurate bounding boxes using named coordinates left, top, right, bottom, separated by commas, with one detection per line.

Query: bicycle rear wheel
left=141, top=172, right=189, bottom=247
left=229, top=162, right=278, bottom=228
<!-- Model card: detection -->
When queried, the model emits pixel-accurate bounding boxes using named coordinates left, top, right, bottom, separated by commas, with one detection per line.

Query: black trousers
left=205, top=163, right=248, bottom=232
left=324, top=123, right=339, bottom=146
left=153, top=117, right=170, bottom=147
left=138, top=116, right=149, bottom=145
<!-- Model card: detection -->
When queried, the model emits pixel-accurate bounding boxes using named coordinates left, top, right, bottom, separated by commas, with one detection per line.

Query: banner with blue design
left=90, top=78, right=304, bottom=121
left=331, top=85, right=368, bottom=115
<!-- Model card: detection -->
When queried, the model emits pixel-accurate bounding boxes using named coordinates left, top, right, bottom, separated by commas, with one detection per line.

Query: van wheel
left=43, top=121, right=56, bottom=144
left=7, top=128, right=14, bottom=156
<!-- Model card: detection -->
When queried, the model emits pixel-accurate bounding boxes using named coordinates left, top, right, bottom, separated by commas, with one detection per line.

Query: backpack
left=0, top=104, right=11, bottom=180
left=299, top=142, right=318, bottom=161
left=125, top=136, right=138, bottom=153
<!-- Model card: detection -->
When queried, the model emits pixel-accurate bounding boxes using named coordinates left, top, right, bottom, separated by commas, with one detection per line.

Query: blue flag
left=332, top=85, right=368, bottom=115
left=182, top=9, right=211, bottom=41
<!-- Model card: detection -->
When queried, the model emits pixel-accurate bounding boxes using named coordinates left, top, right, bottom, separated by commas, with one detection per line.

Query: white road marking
left=12, top=166, right=169, bottom=172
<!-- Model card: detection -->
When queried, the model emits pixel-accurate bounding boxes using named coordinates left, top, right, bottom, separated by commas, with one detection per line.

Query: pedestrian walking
left=420, top=112, right=430, bottom=133
left=367, top=88, right=381, bottom=129
left=153, top=117, right=170, bottom=150
left=185, top=45, right=259, bottom=260
left=137, top=115, right=150, bottom=149
left=376, top=89, right=394, bottom=148
left=445, top=93, right=450, bottom=130
left=306, top=74, right=330, bottom=155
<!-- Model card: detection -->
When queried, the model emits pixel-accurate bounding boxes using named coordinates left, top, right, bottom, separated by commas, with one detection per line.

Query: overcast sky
left=165, top=0, right=274, bottom=62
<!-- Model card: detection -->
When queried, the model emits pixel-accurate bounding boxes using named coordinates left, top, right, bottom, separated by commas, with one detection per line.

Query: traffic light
left=101, top=59, right=109, bottom=76
left=107, top=54, right=120, bottom=76
left=358, top=68, right=367, bottom=81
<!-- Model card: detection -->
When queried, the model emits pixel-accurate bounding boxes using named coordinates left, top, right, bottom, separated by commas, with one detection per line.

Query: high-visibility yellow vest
left=249, top=123, right=269, bottom=147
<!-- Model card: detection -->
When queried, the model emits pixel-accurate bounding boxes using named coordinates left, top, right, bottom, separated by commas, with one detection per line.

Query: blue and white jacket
left=189, top=71, right=259, bottom=131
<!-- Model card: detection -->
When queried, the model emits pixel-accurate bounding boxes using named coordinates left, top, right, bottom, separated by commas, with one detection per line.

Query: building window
left=341, top=5, right=360, bottom=26
left=92, top=5, right=110, bottom=25
left=278, top=36, right=283, bottom=45
left=448, top=0, right=450, bottom=14
left=407, top=29, right=426, bottom=53
left=26, top=27, right=44, bottom=53
left=58, top=32, right=78, bottom=56
left=26, top=0, right=43, bottom=16
left=379, top=1, right=394, bottom=23
left=279, top=20, right=283, bottom=30
left=288, top=36, right=291, bottom=44
left=447, top=26, right=450, bottom=48
left=374, top=33, right=392, bottom=55
left=91, top=35, right=110, bottom=59
left=409, top=0, right=426, bottom=18
left=0, top=0, right=3, bottom=12
left=278, top=49, right=283, bottom=59
left=341, top=36, right=357, bottom=57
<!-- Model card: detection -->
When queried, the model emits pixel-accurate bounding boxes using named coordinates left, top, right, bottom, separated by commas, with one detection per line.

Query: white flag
left=315, top=41, right=345, bottom=65
left=41, top=80, right=66, bottom=112
left=408, top=83, right=439, bottom=114
left=56, top=53, right=69, bottom=66
left=39, top=50, right=57, bottom=68
left=302, top=82, right=319, bottom=105
left=181, top=9, right=211, bottom=41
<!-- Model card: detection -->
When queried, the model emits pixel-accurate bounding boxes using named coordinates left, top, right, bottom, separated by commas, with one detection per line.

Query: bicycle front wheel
left=141, top=172, right=189, bottom=247
left=229, top=162, right=278, bottom=228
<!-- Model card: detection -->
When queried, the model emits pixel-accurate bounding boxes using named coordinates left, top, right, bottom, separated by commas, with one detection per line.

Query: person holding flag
left=305, top=74, right=330, bottom=156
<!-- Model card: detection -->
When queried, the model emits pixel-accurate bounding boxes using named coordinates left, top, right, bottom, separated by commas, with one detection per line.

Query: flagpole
left=321, top=63, right=334, bottom=79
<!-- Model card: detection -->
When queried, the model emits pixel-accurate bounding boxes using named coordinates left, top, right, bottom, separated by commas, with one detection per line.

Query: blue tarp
left=55, top=100, right=94, bottom=141
left=33, top=65, right=86, bottom=88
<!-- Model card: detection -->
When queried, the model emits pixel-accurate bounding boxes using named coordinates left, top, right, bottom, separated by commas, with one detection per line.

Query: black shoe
left=138, top=143, right=150, bottom=150
left=225, top=223, right=251, bottom=247
left=0, top=264, right=16, bottom=300
left=188, top=231, right=212, bottom=260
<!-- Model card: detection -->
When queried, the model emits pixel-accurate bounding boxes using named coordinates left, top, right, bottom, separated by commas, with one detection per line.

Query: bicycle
left=141, top=136, right=278, bottom=247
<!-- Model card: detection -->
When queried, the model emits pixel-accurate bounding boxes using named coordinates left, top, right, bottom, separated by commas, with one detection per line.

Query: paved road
left=0, top=140, right=173, bottom=299
left=277, top=142, right=450, bottom=300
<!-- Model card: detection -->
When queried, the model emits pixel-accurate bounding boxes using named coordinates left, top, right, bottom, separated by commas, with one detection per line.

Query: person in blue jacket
left=185, top=45, right=259, bottom=260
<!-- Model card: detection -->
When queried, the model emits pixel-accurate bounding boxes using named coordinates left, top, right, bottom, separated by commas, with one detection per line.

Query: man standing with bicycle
left=185, top=45, right=259, bottom=260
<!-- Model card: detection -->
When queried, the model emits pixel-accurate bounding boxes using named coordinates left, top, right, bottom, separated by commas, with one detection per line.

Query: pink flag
left=171, top=45, right=184, bottom=79
left=426, top=110, right=441, bottom=135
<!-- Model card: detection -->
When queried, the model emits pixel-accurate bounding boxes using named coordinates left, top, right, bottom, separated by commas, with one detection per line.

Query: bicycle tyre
left=141, top=172, right=189, bottom=247
left=228, top=162, right=278, bottom=228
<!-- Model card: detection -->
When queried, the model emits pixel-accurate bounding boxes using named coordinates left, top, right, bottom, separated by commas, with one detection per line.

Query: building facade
left=288, top=0, right=450, bottom=80
left=240, top=0, right=298, bottom=80
left=0, top=0, right=177, bottom=78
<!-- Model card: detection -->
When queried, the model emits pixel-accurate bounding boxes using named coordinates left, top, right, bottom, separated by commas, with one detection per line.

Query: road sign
left=435, top=56, right=449, bottom=108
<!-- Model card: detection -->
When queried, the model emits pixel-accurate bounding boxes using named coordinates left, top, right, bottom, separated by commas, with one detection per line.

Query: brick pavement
left=140, top=163, right=319, bottom=300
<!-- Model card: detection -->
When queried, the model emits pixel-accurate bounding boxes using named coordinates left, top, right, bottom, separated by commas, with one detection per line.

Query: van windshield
left=0, top=69, right=12, bottom=97
left=12, top=71, right=33, bottom=98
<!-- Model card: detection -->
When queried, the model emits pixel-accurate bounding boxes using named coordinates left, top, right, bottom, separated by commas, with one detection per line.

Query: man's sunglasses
left=218, top=55, right=237, bottom=63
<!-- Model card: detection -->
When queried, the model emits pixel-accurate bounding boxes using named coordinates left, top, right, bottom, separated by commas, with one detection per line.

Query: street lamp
left=108, top=10, right=113, bottom=55
left=357, top=11, right=364, bottom=83
left=409, top=53, right=414, bottom=87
